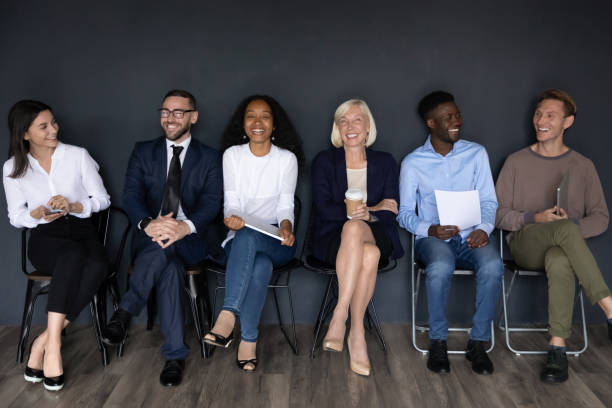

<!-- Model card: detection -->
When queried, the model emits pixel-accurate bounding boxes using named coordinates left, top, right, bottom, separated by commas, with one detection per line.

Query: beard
left=163, top=121, right=191, bottom=141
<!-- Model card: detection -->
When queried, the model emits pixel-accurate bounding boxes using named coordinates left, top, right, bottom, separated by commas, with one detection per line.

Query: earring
left=242, top=134, right=247, bottom=139
left=271, top=136, right=276, bottom=141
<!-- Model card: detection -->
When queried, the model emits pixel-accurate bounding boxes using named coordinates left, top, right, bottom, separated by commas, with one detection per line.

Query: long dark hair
left=7, top=100, right=53, bottom=178
left=221, top=95, right=305, bottom=168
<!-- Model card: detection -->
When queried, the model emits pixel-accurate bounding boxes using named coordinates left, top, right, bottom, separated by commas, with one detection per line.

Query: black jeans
left=28, top=216, right=108, bottom=322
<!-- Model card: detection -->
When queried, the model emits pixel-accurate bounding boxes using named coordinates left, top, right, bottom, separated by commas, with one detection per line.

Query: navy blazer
left=311, top=147, right=404, bottom=261
left=123, top=136, right=223, bottom=260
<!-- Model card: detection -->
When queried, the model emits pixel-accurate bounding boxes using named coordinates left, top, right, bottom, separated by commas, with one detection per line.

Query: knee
left=362, top=243, right=381, bottom=268
left=426, top=260, right=455, bottom=281
left=477, top=258, right=503, bottom=281
left=341, top=219, right=366, bottom=240
left=231, top=228, right=258, bottom=249
left=555, top=219, right=582, bottom=240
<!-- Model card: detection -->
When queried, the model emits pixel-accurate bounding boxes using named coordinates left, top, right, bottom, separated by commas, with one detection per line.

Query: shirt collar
left=27, top=141, right=65, bottom=165
left=423, top=135, right=463, bottom=156
left=166, top=135, right=191, bottom=152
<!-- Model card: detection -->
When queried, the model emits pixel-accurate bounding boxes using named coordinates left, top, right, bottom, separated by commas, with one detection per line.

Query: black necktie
left=161, top=145, right=183, bottom=217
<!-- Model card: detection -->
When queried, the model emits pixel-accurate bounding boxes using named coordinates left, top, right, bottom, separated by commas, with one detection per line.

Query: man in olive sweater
left=495, top=89, right=612, bottom=384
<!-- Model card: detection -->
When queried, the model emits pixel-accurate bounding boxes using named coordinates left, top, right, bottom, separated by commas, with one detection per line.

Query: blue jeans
left=222, top=228, right=296, bottom=342
left=415, top=235, right=503, bottom=341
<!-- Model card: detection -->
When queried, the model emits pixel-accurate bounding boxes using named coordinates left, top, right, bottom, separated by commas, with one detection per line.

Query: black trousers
left=28, top=216, right=108, bottom=322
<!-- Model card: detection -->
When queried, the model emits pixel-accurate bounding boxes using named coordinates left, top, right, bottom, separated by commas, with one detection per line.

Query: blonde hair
left=330, top=99, right=377, bottom=148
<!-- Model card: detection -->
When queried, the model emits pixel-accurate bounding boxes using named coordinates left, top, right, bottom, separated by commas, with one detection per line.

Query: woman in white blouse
left=203, top=95, right=304, bottom=372
left=3, top=100, right=110, bottom=391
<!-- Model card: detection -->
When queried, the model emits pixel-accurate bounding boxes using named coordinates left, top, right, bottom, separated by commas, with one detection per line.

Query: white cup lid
left=345, top=188, right=363, bottom=200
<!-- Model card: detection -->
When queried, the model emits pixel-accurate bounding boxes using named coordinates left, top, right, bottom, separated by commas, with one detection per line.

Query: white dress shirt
left=2, top=142, right=111, bottom=228
left=223, top=143, right=297, bottom=246
left=164, top=137, right=196, bottom=234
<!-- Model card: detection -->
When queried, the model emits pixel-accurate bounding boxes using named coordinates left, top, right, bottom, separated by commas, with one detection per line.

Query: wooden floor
left=0, top=324, right=610, bottom=408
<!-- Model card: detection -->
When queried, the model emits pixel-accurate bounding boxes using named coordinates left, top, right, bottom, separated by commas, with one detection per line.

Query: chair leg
left=185, top=275, right=207, bottom=359
left=311, top=276, right=335, bottom=359
left=146, top=290, right=156, bottom=330
left=272, top=286, right=299, bottom=355
left=17, top=280, right=36, bottom=364
left=90, top=292, right=110, bottom=366
left=367, top=299, right=387, bottom=353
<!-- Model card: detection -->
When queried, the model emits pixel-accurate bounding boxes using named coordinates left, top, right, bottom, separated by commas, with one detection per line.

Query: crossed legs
left=324, top=220, right=380, bottom=373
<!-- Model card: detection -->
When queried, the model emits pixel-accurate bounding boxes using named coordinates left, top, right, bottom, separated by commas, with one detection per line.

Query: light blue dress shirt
left=397, top=136, right=498, bottom=241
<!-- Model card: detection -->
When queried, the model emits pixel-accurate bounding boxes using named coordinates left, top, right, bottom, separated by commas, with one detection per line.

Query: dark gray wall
left=1, top=0, right=612, bottom=326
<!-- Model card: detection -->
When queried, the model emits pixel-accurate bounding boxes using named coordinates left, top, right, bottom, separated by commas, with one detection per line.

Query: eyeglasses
left=159, top=108, right=195, bottom=118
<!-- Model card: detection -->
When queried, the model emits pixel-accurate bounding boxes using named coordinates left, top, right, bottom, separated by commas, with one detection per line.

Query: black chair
left=16, top=205, right=131, bottom=366
left=303, top=206, right=396, bottom=359
left=202, top=196, right=303, bottom=355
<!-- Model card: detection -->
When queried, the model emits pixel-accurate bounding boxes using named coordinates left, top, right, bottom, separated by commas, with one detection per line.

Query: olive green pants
left=509, top=219, right=611, bottom=339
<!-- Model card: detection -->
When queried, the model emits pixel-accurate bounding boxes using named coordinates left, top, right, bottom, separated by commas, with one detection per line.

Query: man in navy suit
left=101, top=89, right=222, bottom=386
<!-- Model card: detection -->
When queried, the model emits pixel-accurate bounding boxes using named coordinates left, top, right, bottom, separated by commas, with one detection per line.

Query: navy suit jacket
left=311, top=147, right=404, bottom=261
left=123, top=136, right=223, bottom=262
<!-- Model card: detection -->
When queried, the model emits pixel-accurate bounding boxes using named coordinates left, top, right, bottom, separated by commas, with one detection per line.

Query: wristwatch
left=139, top=216, right=153, bottom=230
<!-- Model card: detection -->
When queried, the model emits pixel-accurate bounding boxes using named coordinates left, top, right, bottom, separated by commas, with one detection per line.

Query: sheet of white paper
left=434, top=190, right=481, bottom=231
left=240, top=214, right=283, bottom=241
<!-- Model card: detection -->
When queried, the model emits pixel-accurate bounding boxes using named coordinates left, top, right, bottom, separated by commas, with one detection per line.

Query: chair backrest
left=104, top=206, right=132, bottom=278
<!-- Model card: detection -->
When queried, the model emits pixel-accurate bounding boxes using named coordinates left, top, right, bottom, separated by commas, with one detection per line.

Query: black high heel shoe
left=43, top=374, right=65, bottom=391
left=203, top=330, right=234, bottom=348
left=236, top=358, right=258, bottom=372
left=24, top=336, right=43, bottom=384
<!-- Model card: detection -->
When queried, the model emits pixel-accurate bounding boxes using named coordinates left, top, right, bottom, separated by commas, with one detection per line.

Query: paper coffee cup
left=345, top=188, right=364, bottom=218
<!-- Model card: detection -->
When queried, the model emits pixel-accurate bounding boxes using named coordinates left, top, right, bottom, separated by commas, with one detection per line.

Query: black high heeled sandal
left=236, top=358, right=258, bottom=372
left=43, top=374, right=65, bottom=391
left=24, top=335, right=44, bottom=384
left=203, top=330, right=234, bottom=348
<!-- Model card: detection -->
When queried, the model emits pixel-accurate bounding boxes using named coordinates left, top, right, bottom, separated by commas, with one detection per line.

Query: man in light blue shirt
left=397, top=91, right=503, bottom=376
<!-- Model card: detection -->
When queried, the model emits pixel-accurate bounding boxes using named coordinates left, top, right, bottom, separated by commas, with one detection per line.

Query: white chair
left=411, top=234, right=495, bottom=354
left=498, top=230, right=588, bottom=356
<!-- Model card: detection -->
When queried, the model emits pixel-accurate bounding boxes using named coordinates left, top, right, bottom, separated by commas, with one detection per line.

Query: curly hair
left=221, top=95, right=305, bottom=168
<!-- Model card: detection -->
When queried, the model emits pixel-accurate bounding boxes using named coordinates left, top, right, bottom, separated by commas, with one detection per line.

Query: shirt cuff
left=183, top=219, right=196, bottom=234
left=21, top=212, right=41, bottom=228
left=71, top=200, right=92, bottom=218
left=523, top=211, right=535, bottom=225
left=475, top=223, right=494, bottom=236
left=416, top=221, right=431, bottom=238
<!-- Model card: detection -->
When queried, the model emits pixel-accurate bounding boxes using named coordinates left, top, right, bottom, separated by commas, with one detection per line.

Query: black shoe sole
left=100, top=333, right=127, bottom=346
left=540, top=374, right=568, bottom=384
left=426, top=362, right=450, bottom=374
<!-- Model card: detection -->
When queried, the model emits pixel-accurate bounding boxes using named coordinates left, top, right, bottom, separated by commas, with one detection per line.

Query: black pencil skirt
left=28, top=215, right=109, bottom=322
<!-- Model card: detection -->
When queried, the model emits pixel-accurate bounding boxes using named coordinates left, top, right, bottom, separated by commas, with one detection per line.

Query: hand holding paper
left=434, top=190, right=481, bottom=231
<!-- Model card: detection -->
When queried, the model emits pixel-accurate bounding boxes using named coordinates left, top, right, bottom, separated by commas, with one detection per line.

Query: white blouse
left=3, top=142, right=111, bottom=228
left=222, top=143, right=297, bottom=245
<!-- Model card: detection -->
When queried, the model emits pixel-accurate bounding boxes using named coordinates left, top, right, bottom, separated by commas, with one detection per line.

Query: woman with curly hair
left=204, top=95, right=304, bottom=372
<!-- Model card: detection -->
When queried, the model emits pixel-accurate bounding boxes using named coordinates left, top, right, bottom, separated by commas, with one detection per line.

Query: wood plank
left=0, top=324, right=608, bottom=408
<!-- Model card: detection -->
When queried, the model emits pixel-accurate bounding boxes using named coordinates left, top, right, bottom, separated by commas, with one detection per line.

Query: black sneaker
left=540, top=348, right=568, bottom=383
left=101, top=308, right=131, bottom=345
left=465, top=340, right=494, bottom=375
left=427, top=340, right=450, bottom=374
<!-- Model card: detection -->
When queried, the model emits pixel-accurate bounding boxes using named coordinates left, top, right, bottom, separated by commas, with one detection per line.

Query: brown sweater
left=495, top=147, right=609, bottom=238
